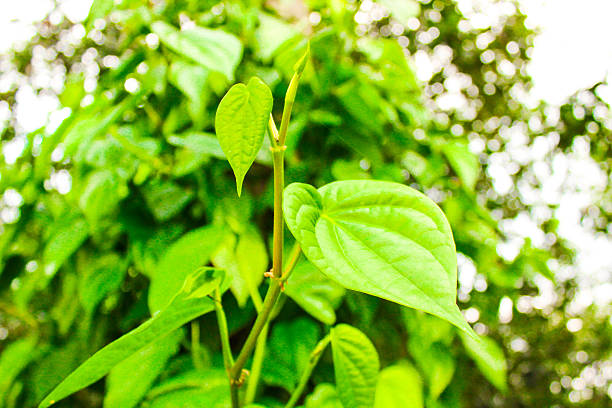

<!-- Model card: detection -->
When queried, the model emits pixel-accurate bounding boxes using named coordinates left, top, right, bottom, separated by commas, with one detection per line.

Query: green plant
left=37, top=43, right=491, bottom=408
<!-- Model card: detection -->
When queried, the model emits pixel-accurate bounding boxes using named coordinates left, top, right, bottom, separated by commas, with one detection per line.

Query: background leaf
left=374, top=362, right=423, bottom=408
left=39, top=268, right=226, bottom=407
left=331, top=324, right=380, bottom=408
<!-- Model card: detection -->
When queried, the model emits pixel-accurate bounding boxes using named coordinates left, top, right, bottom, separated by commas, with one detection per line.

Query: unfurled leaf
left=285, top=259, right=345, bottom=325
left=215, top=77, right=273, bottom=196
left=330, top=324, right=379, bottom=408
left=151, top=21, right=242, bottom=80
left=38, top=268, right=227, bottom=408
left=375, top=362, right=423, bottom=408
left=283, top=180, right=475, bottom=336
left=104, top=329, right=183, bottom=408
left=148, top=224, right=226, bottom=313
left=459, top=332, right=508, bottom=392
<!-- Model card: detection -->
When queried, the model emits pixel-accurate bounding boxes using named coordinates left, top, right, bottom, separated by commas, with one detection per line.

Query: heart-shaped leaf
left=215, top=77, right=273, bottom=196
left=330, top=324, right=379, bottom=408
left=283, top=180, right=474, bottom=336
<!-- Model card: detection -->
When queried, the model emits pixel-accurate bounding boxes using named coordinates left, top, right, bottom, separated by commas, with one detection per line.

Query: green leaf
left=254, top=13, right=300, bottom=62
left=145, top=369, right=229, bottom=408
left=262, top=318, right=320, bottom=391
left=211, top=225, right=267, bottom=307
left=283, top=180, right=475, bottom=336
left=304, top=383, right=343, bottom=408
left=459, top=332, right=508, bottom=392
left=442, top=142, right=479, bottom=192
left=168, top=59, right=210, bottom=126
left=148, top=224, right=227, bottom=314
left=215, top=77, right=273, bottom=196
left=140, top=180, right=194, bottom=222
left=151, top=21, right=242, bottom=81
left=374, top=362, right=423, bottom=408
left=78, top=253, right=128, bottom=316
left=79, top=169, right=123, bottom=224
left=285, top=259, right=345, bottom=325
left=330, top=324, right=379, bottom=408
left=42, top=216, right=89, bottom=280
left=87, top=0, right=113, bottom=27
left=409, top=339, right=455, bottom=400
left=0, top=336, right=38, bottom=408
left=104, top=329, right=183, bottom=408
left=38, top=268, right=227, bottom=408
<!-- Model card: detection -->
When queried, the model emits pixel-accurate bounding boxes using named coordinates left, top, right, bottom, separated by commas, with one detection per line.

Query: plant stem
left=190, top=321, right=204, bottom=371
left=244, top=322, right=269, bottom=404
left=215, top=289, right=235, bottom=373
left=280, top=243, right=301, bottom=284
left=284, top=334, right=332, bottom=408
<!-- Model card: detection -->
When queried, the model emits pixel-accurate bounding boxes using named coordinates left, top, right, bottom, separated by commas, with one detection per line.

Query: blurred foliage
left=0, top=0, right=610, bottom=407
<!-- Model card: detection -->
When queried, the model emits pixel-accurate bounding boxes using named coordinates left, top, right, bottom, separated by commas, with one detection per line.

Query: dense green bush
left=0, top=1, right=610, bottom=407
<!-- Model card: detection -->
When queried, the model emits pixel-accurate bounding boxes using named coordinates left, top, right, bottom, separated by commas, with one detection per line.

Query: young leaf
left=283, top=180, right=476, bottom=337
left=459, top=332, right=508, bottom=392
left=215, top=77, right=273, bottom=196
left=38, top=268, right=227, bottom=408
left=374, top=362, right=423, bottom=408
left=330, top=324, right=379, bottom=408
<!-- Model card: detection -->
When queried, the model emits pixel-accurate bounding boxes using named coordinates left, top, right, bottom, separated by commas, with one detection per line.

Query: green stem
left=285, top=334, right=332, bottom=408
left=190, top=321, right=204, bottom=371
left=244, top=322, right=269, bottom=404
left=280, top=243, right=301, bottom=284
left=214, top=289, right=237, bottom=408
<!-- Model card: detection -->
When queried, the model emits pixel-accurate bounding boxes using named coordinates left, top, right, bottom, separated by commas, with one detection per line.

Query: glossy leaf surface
left=215, top=77, right=273, bottom=196
left=283, top=180, right=474, bottom=335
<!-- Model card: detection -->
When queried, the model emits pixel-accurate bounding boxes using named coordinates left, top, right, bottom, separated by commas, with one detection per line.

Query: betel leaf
left=330, top=324, right=379, bottom=408
left=148, top=224, right=227, bottom=314
left=459, top=332, right=508, bottom=392
left=103, top=329, right=183, bottom=408
left=38, top=268, right=227, bottom=408
left=151, top=21, right=242, bottom=81
left=374, top=362, right=423, bottom=408
left=215, top=77, right=273, bottom=196
left=283, top=180, right=475, bottom=336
